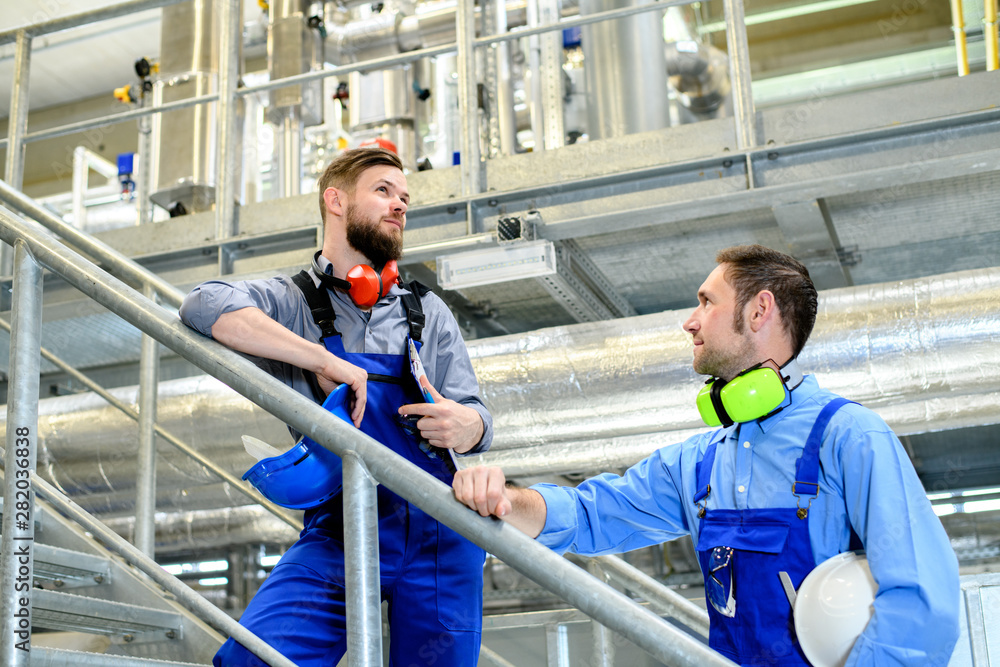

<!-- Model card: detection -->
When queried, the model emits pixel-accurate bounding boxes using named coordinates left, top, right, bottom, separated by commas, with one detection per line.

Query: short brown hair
left=716, top=244, right=818, bottom=357
left=316, top=147, right=403, bottom=223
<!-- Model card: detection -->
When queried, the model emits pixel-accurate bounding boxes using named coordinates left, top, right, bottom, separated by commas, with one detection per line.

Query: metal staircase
left=1, top=493, right=223, bottom=665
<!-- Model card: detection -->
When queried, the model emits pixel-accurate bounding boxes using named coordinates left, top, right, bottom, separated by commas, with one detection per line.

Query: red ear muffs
left=345, top=260, right=399, bottom=308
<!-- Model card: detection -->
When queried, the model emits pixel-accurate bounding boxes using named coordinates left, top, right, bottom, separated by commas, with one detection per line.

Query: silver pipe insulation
left=0, top=198, right=737, bottom=667
left=4, top=266, right=998, bottom=519
left=474, top=265, right=1000, bottom=474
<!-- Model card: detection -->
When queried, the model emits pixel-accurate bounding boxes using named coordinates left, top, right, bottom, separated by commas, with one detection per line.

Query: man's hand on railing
left=316, top=354, right=368, bottom=427
left=210, top=307, right=369, bottom=427
left=452, top=466, right=547, bottom=538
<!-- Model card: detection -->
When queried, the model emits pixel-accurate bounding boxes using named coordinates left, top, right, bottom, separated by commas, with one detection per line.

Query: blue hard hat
left=242, top=383, right=353, bottom=509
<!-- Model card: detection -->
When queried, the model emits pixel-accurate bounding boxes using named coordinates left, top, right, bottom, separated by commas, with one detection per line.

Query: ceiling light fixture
left=437, top=239, right=557, bottom=290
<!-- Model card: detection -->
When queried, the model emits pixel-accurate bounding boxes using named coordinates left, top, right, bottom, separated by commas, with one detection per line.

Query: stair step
left=31, top=543, right=111, bottom=590
left=31, top=647, right=207, bottom=666
left=31, top=590, right=183, bottom=642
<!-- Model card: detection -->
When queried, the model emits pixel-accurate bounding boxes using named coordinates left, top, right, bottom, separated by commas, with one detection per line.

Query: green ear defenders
left=696, top=358, right=804, bottom=427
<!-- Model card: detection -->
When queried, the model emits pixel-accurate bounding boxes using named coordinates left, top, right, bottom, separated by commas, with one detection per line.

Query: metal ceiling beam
left=772, top=199, right=852, bottom=289
left=537, top=240, right=636, bottom=323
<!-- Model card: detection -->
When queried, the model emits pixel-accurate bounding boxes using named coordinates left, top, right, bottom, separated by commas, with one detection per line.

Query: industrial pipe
left=986, top=0, right=999, bottom=71
left=951, top=0, right=971, bottom=76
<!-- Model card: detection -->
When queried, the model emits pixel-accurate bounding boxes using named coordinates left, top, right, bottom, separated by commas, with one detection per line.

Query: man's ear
left=323, top=187, right=344, bottom=217
left=747, top=290, right=777, bottom=333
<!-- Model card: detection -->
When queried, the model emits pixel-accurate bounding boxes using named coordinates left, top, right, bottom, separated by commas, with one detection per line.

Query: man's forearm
left=503, top=485, right=547, bottom=538
left=211, top=308, right=329, bottom=373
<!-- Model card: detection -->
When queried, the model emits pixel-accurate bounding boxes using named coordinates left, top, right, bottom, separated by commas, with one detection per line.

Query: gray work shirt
left=178, top=263, right=493, bottom=453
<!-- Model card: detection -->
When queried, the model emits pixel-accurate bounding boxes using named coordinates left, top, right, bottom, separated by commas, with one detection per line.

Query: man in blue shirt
left=180, top=147, right=493, bottom=666
left=453, top=245, right=960, bottom=666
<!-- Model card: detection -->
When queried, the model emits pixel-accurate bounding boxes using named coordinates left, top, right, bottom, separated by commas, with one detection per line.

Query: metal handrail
left=22, top=470, right=299, bottom=667
left=0, top=201, right=735, bottom=666
left=0, top=0, right=184, bottom=45
left=0, top=179, right=183, bottom=309
left=576, top=554, right=711, bottom=638
left=0, top=315, right=301, bottom=531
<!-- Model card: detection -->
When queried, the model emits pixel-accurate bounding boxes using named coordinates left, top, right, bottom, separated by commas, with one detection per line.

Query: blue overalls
left=215, top=282, right=486, bottom=667
left=693, top=398, right=852, bottom=666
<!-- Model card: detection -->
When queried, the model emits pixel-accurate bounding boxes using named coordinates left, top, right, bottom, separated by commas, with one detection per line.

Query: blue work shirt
left=179, top=261, right=493, bottom=453
left=534, top=375, right=960, bottom=666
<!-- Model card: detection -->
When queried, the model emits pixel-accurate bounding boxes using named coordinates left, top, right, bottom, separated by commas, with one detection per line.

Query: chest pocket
left=696, top=509, right=792, bottom=554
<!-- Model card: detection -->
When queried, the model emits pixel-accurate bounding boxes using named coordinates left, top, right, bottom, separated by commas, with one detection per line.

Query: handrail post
left=134, top=285, right=161, bottom=558
left=0, top=240, right=43, bottom=666
left=136, top=107, right=156, bottom=226
left=343, top=453, right=382, bottom=666
left=587, top=561, right=616, bottom=667
left=215, top=0, right=242, bottom=240
left=1, top=31, right=32, bottom=280
left=722, top=0, right=758, bottom=150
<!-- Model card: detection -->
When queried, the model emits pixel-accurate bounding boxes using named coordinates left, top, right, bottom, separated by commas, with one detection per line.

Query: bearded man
left=180, top=147, right=493, bottom=666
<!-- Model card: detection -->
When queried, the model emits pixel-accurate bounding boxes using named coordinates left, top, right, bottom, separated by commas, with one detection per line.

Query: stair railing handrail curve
left=0, top=203, right=734, bottom=667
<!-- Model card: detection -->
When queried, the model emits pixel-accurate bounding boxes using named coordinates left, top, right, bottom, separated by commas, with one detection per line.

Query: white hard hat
left=793, top=551, right=877, bottom=667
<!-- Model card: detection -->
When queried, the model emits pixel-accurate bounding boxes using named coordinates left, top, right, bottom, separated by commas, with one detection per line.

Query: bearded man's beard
left=345, top=202, right=403, bottom=267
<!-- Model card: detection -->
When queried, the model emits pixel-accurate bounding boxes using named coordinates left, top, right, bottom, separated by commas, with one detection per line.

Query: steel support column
left=215, top=0, right=242, bottom=239
left=528, top=0, right=565, bottom=150
left=456, top=0, right=483, bottom=196
left=722, top=0, right=757, bottom=150
left=136, top=112, right=155, bottom=225
left=0, top=241, right=43, bottom=666
left=1, top=31, right=32, bottom=279
left=343, top=453, right=382, bottom=666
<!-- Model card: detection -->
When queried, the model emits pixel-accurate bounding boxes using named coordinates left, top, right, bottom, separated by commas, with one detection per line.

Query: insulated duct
left=4, top=267, right=998, bottom=550
left=150, top=0, right=227, bottom=215
left=579, top=0, right=669, bottom=139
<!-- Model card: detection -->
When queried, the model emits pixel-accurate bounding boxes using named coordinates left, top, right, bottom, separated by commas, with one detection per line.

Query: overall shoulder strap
left=793, top=397, right=856, bottom=497
left=290, top=271, right=340, bottom=403
left=693, top=432, right=726, bottom=505
left=292, top=270, right=339, bottom=340
left=400, top=279, right=431, bottom=342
